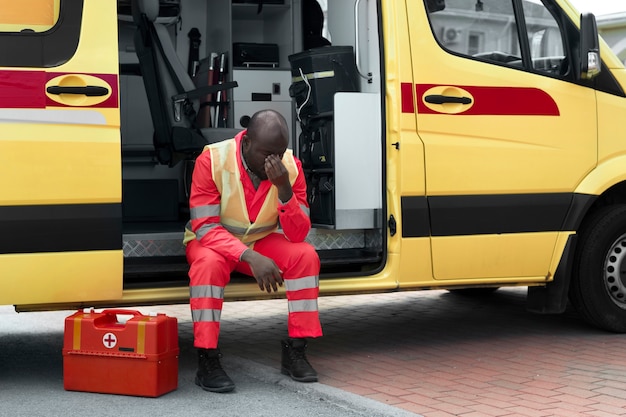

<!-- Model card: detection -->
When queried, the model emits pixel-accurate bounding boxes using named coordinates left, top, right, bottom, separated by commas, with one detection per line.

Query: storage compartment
left=299, top=116, right=333, bottom=170
left=288, top=46, right=359, bottom=118
left=233, top=43, right=279, bottom=68
left=308, top=173, right=335, bottom=226
left=63, top=309, right=179, bottom=397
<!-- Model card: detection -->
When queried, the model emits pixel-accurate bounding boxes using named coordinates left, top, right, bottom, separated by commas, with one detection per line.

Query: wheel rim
left=604, top=232, right=626, bottom=310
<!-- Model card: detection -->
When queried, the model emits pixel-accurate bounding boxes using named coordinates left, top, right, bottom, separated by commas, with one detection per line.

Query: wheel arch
left=527, top=167, right=626, bottom=315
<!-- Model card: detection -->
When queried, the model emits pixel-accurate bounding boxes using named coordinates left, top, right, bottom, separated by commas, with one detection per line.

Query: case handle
left=100, top=309, right=144, bottom=317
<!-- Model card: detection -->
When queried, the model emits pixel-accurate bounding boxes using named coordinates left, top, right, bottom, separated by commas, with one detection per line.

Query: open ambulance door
left=0, top=1, right=123, bottom=308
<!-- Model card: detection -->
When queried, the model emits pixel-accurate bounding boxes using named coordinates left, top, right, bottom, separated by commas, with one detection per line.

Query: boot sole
left=281, top=367, right=318, bottom=383
left=195, top=376, right=235, bottom=393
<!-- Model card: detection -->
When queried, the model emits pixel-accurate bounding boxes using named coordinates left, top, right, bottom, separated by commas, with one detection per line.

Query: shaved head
left=242, top=109, right=290, bottom=180
left=246, top=109, right=289, bottom=149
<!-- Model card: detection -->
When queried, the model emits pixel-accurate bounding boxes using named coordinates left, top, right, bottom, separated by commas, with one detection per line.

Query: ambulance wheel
left=570, top=204, right=626, bottom=333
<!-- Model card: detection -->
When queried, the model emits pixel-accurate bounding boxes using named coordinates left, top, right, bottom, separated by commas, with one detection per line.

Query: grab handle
left=354, top=0, right=373, bottom=83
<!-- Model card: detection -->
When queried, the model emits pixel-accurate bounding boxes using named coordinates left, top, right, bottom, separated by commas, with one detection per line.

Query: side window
left=0, top=0, right=82, bottom=68
left=522, top=0, right=565, bottom=75
left=426, top=0, right=567, bottom=76
left=427, top=0, right=523, bottom=67
left=0, top=1, right=60, bottom=33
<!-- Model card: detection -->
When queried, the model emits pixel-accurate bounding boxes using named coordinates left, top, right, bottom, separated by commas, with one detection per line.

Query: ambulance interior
left=118, top=0, right=385, bottom=287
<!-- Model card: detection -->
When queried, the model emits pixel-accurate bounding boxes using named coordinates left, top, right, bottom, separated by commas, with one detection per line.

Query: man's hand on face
left=265, top=154, right=293, bottom=202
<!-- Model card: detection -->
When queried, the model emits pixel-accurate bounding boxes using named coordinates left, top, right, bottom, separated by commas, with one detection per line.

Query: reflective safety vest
left=185, top=138, right=299, bottom=245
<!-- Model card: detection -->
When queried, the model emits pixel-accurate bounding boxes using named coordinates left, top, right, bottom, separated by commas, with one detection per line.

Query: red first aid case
left=63, top=308, right=179, bottom=397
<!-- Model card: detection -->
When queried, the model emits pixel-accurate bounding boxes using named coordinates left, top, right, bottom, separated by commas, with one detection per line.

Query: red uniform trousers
left=187, top=232, right=323, bottom=349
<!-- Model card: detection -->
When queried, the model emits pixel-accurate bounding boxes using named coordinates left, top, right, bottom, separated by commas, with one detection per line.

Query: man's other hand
left=241, top=249, right=284, bottom=293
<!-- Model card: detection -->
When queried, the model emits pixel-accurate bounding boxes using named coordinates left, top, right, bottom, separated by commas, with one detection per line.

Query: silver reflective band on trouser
left=191, top=309, right=222, bottom=323
left=190, top=204, right=221, bottom=220
left=196, top=223, right=219, bottom=240
left=190, top=285, right=225, bottom=299
left=300, top=204, right=310, bottom=216
left=288, top=299, right=318, bottom=313
left=284, top=275, right=319, bottom=292
left=222, top=222, right=278, bottom=236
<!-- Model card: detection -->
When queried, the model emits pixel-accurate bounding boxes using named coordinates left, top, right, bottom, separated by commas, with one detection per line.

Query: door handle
left=46, top=85, right=109, bottom=97
left=424, top=95, right=472, bottom=105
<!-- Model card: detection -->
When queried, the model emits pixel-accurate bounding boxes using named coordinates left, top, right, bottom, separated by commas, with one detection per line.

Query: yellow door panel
left=407, top=0, right=597, bottom=281
left=0, top=251, right=122, bottom=305
left=431, top=232, right=558, bottom=280
left=1, top=126, right=120, bottom=205
left=0, top=2, right=122, bottom=305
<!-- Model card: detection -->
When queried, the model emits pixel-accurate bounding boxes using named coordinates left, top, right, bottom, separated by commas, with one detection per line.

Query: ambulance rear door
left=0, top=0, right=123, bottom=306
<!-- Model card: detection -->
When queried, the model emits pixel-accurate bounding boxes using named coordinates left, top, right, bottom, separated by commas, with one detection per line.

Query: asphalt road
left=0, top=306, right=419, bottom=417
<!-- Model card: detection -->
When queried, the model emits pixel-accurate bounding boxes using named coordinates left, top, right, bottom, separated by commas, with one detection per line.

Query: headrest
left=132, top=0, right=160, bottom=25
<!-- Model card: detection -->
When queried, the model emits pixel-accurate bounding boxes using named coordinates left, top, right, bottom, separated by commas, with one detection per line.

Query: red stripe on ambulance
left=401, top=83, right=559, bottom=116
left=0, top=70, right=118, bottom=109
left=0, top=70, right=46, bottom=108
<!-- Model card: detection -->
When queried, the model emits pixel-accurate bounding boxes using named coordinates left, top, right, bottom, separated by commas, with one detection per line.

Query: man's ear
left=242, top=134, right=250, bottom=151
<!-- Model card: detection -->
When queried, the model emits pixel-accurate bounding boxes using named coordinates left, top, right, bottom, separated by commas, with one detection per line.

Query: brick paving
left=159, top=287, right=626, bottom=417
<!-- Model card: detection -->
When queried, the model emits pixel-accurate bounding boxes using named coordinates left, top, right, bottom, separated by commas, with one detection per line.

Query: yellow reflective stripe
left=190, top=204, right=221, bottom=219
left=136, top=317, right=150, bottom=355
left=72, top=315, right=82, bottom=350
left=288, top=299, right=318, bottom=313
left=284, top=275, right=319, bottom=292
left=291, top=70, right=334, bottom=83
left=222, top=222, right=278, bottom=236
left=183, top=221, right=195, bottom=245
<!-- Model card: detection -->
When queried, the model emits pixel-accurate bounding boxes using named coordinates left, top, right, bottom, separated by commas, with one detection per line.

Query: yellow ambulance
left=2, top=0, right=626, bottom=333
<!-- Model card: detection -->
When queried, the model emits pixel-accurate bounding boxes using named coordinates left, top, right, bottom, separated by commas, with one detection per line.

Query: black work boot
left=280, top=338, right=318, bottom=382
left=195, top=348, right=235, bottom=393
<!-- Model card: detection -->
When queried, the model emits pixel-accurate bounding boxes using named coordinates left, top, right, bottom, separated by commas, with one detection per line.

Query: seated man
left=184, top=109, right=323, bottom=393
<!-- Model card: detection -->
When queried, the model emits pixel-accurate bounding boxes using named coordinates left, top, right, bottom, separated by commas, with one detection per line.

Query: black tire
left=570, top=204, right=626, bottom=332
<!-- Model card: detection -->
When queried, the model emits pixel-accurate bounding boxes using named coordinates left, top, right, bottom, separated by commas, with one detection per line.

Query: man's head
left=242, top=110, right=289, bottom=180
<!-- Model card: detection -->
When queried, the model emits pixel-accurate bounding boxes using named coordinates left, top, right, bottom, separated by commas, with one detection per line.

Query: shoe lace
left=290, top=346, right=309, bottom=362
left=201, top=353, right=224, bottom=372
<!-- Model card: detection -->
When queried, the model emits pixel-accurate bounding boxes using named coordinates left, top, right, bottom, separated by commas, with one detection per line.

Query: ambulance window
left=522, top=0, right=566, bottom=76
left=0, top=0, right=59, bottom=32
left=425, top=0, right=568, bottom=77
left=0, top=0, right=82, bottom=68
left=426, top=0, right=523, bottom=68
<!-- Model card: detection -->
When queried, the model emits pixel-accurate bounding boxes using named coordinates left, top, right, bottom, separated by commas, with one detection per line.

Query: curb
left=228, top=355, right=422, bottom=417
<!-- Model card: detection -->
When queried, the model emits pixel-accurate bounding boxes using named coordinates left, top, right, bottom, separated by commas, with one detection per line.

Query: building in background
left=597, top=12, right=626, bottom=65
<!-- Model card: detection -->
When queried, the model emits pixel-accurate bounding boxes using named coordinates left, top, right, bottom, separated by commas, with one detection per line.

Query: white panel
left=232, top=69, right=292, bottom=102
left=334, top=92, right=382, bottom=229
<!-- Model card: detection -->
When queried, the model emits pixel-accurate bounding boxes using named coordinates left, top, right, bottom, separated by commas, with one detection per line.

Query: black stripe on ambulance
left=0, top=204, right=121, bottom=254
left=401, top=193, right=596, bottom=238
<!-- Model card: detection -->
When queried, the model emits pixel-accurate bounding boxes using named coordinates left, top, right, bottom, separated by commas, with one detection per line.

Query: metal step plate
left=123, top=228, right=381, bottom=258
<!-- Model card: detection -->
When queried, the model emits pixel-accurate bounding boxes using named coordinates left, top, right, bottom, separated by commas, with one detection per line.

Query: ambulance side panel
left=0, top=1, right=123, bottom=305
